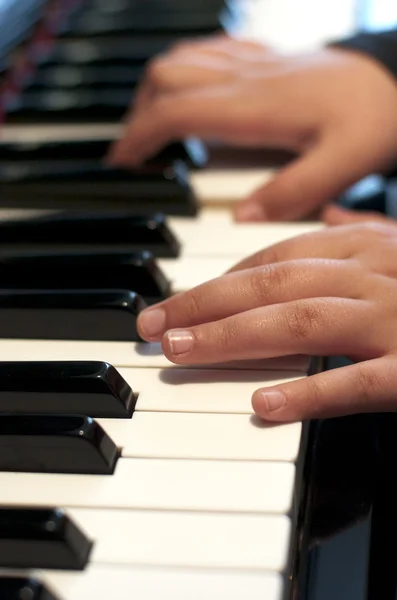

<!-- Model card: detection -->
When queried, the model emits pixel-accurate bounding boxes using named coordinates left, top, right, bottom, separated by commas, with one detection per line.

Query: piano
left=0, top=1, right=395, bottom=599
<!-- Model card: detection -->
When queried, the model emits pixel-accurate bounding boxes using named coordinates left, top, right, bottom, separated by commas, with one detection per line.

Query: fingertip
left=137, top=307, right=167, bottom=341
left=161, top=329, right=195, bottom=362
left=234, top=202, right=267, bottom=222
left=321, top=204, right=351, bottom=225
left=252, top=388, right=288, bottom=420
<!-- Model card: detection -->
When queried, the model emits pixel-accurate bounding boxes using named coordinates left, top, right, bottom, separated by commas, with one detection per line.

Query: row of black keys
left=0, top=361, right=136, bottom=584
left=0, top=211, right=178, bottom=339
left=0, top=138, right=203, bottom=213
left=5, top=0, right=231, bottom=122
left=0, top=362, right=133, bottom=589
left=0, top=360, right=132, bottom=472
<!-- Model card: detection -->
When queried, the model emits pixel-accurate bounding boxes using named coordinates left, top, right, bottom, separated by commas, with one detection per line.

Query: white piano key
left=190, top=168, right=275, bottom=203
left=0, top=123, right=122, bottom=143
left=0, top=458, right=296, bottom=514
left=169, top=215, right=324, bottom=257
left=159, top=256, right=235, bottom=290
left=120, top=366, right=305, bottom=414
left=0, top=339, right=311, bottom=371
left=98, top=412, right=302, bottom=462
left=28, top=564, right=286, bottom=600
left=67, top=507, right=292, bottom=571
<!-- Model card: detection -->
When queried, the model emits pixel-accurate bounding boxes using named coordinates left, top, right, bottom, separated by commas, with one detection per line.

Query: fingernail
left=257, top=390, right=287, bottom=412
left=166, top=330, right=195, bottom=355
left=235, top=203, right=266, bottom=222
left=138, top=308, right=166, bottom=339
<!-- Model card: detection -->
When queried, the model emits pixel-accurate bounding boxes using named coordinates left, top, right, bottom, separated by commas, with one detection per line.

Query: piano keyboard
left=0, top=2, right=375, bottom=600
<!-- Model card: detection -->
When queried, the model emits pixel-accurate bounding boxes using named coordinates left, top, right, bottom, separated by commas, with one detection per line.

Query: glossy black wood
left=0, top=576, right=61, bottom=599
left=293, top=356, right=397, bottom=600
left=0, top=360, right=136, bottom=417
left=0, top=250, right=170, bottom=303
left=0, top=212, right=181, bottom=258
left=6, top=87, right=134, bottom=122
left=0, top=508, right=92, bottom=570
left=25, top=62, right=143, bottom=89
left=0, top=161, right=197, bottom=215
left=0, top=415, right=119, bottom=474
left=60, top=8, right=224, bottom=36
left=89, top=0, right=227, bottom=10
left=0, top=138, right=207, bottom=169
left=0, top=289, right=146, bottom=341
left=36, top=36, right=191, bottom=67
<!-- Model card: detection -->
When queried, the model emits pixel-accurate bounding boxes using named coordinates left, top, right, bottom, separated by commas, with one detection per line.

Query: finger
left=252, top=356, right=397, bottom=421
left=137, top=259, right=368, bottom=341
left=140, top=56, right=236, bottom=95
left=160, top=298, right=378, bottom=365
left=226, top=223, right=370, bottom=274
left=233, top=133, right=381, bottom=222
left=108, top=86, right=263, bottom=166
left=322, top=203, right=395, bottom=226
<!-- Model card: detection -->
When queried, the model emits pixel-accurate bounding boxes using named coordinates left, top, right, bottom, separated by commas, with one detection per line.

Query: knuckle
left=354, top=222, right=392, bottom=244
left=253, top=245, right=282, bottom=268
left=284, top=300, right=323, bottom=341
left=145, top=58, right=169, bottom=85
left=151, top=96, right=174, bottom=122
left=170, top=40, right=191, bottom=54
left=355, top=364, right=383, bottom=407
left=183, top=291, right=203, bottom=322
left=250, top=264, right=288, bottom=301
left=215, top=319, right=240, bottom=354
left=303, top=377, right=327, bottom=416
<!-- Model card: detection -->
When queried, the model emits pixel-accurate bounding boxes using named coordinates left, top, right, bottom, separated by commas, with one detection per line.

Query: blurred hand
left=322, top=203, right=397, bottom=226
left=108, top=35, right=397, bottom=222
left=137, top=222, right=397, bottom=422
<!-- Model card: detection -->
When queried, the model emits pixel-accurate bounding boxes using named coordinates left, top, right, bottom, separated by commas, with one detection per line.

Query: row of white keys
left=3, top=565, right=286, bottom=600
left=0, top=365, right=302, bottom=511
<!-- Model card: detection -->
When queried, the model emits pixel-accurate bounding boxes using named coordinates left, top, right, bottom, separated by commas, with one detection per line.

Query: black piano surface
left=294, top=356, right=397, bottom=600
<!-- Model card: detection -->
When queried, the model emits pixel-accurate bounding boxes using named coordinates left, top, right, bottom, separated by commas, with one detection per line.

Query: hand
left=137, top=222, right=397, bottom=422
left=322, top=203, right=397, bottom=226
left=108, top=35, right=397, bottom=222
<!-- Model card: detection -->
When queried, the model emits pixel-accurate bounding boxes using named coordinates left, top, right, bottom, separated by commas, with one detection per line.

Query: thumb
left=322, top=203, right=394, bottom=226
left=251, top=357, right=397, bottom=422
left=234, top=136, right=371, bottom=222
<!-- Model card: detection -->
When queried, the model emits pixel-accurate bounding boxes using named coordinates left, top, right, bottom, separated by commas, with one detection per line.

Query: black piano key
left=25, top=63, right=144, bottom=89
left=38, top=36, right=186, bottom=66
left=0, top=161, right=198, bottom=215
left=0, top=289, right=146, bottom=341
left=0, top=508, right=92, bottom=569
left=89, top=0, right=228, bottom=11
left=0, top=576, right=61, bottom=599
left=61, top=8, right=224, bottom=36
left=0, top=361, right=136, bottom=417
left=0, top=415, right=119, bottom=474
left=0, top=212, right=181, bottom=258
left=0, top=137, right=207, bottom=169
left=0, top=251, right=171, bottom=302
left=6, top=87, right=134, bottom=122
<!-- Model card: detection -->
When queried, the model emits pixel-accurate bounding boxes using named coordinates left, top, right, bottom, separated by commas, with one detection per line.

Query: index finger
left=108, top=85, right=258, bottom=166
left=227, top=223, right=374, bottom=273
